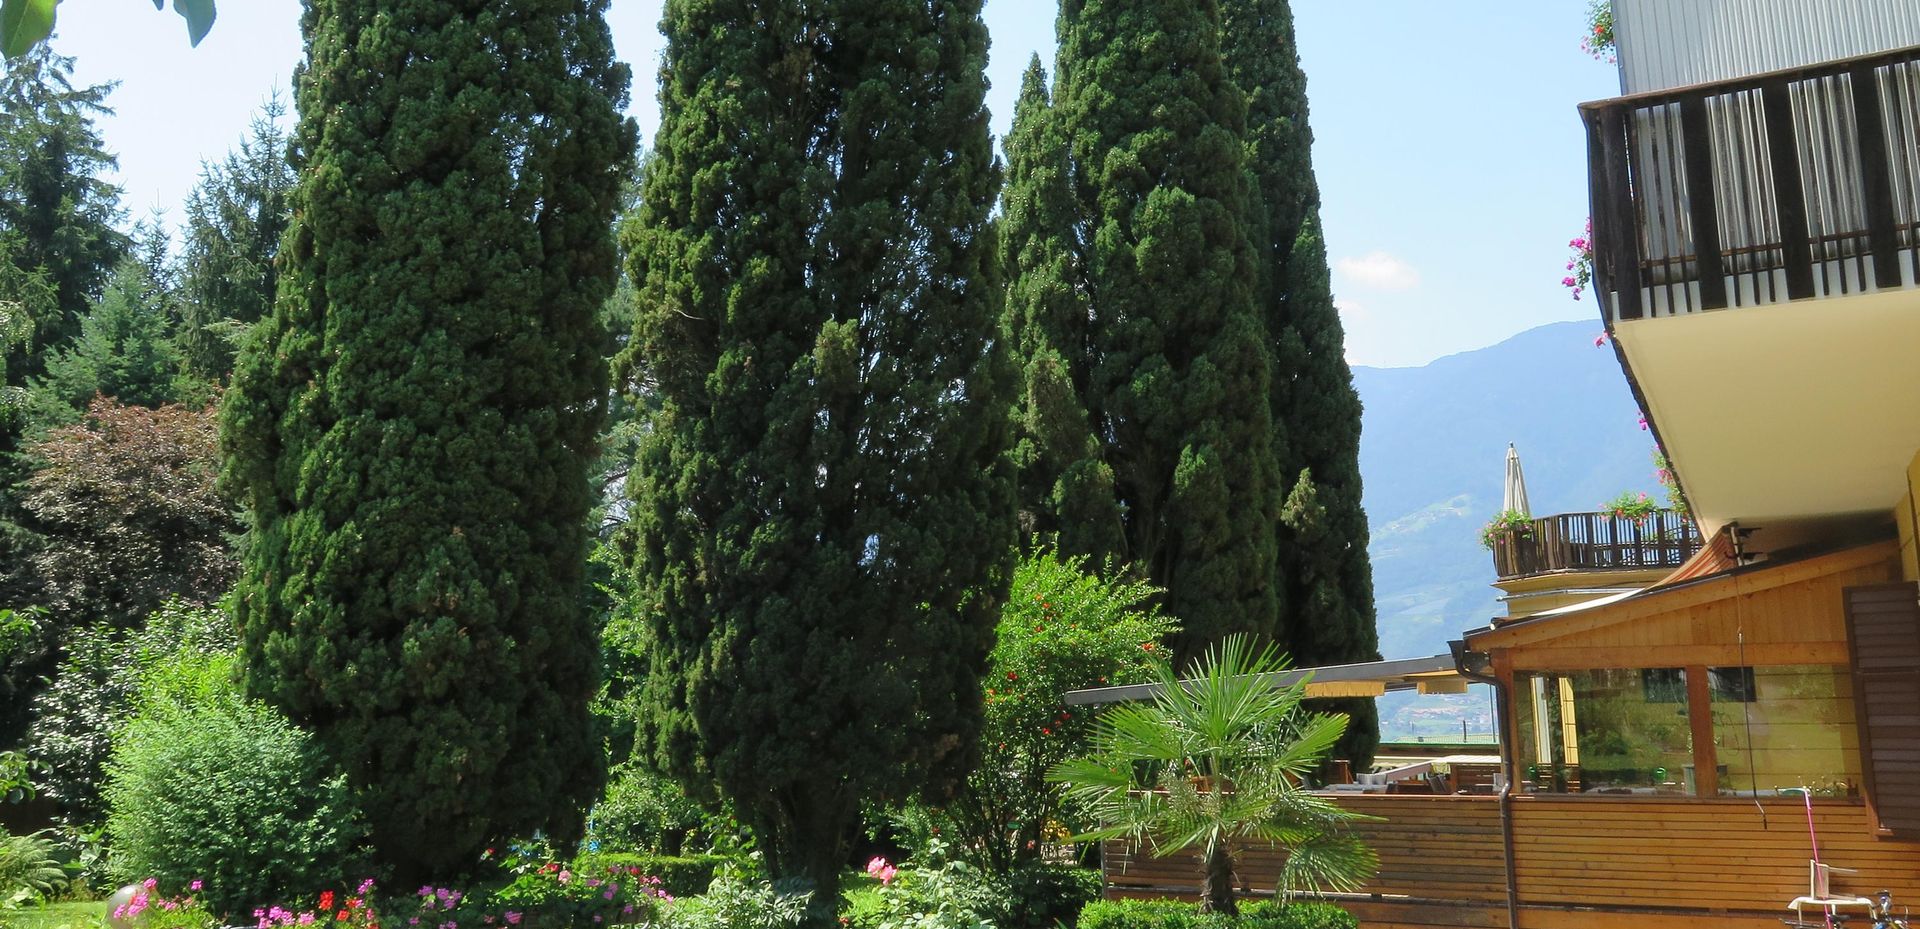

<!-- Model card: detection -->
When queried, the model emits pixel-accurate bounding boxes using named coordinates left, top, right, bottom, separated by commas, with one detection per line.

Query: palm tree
left=1049, top=635, right=1378, bottom=914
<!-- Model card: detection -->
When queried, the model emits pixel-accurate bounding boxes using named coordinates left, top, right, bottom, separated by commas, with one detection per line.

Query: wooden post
left=1849, top=62, right=1901, bottom=290
left=1680, top=93, right=1728, bottom=309
left=1686, top=665, right=1720, bottom=797
left=1760, top=79, right=1816, bottom=300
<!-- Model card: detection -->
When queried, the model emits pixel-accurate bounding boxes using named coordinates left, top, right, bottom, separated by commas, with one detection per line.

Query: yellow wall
left=1902, top=449, right=1920, bottom=581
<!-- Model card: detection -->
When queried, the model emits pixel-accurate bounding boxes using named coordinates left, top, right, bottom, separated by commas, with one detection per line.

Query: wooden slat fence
left=1102, top=795, right=1920, bottom=927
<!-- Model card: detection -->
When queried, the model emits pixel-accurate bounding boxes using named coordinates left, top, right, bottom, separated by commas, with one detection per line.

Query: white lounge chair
left=1788, top=861, right=1876, bottom=921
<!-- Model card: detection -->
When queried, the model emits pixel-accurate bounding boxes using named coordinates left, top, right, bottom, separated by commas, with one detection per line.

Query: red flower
left=1141, top=642, right=1155, bottom=651
left=1006, top=672, right=1017, bottom=680
left=320, top=891, right=335, bottom=912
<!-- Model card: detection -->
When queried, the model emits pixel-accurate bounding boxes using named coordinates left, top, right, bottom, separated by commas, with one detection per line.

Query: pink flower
left=505, top=913, right=523, bottom=925
left=1562, top=276, right=1577, bottom=287
left=358, top=880, right=377, bottom=896
left=1593, top=332, right=1607, bottom=347
left=557, top=870, right=572, bottom=885
left=143, top=878, right=158, bottom=890
left=866, top=857, right=890, bottom=878
left=1638, top=415, right=1648, bottom=431
left=603, top=890, right=616, bottom=900
left=880, top=866, right=898, bottom=885
left=190, top=879, right=204, bottom=892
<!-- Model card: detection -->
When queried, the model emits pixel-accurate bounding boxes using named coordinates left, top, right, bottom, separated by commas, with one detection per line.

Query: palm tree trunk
left=1199, top=845, right=1239, bottom=915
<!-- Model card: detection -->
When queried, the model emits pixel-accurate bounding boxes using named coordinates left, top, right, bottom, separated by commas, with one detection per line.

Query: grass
left=5, top=900, right=102, bottom=929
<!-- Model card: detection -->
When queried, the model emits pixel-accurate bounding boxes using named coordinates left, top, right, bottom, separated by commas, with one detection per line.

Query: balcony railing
left=1583, top=44, right=1920, bottom=323
left=1491, top=510, right=1701, bottom=580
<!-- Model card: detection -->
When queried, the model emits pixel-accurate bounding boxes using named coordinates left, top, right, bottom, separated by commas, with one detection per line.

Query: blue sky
left=49, top=1, right=1621, bottom=368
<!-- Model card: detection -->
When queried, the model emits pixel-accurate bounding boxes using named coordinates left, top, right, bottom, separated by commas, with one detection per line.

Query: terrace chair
left=1788, top=861, right=1876, bottom=921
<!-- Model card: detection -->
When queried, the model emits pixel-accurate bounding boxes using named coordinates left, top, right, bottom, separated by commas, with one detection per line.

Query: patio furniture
left=1788, top=861, right=1876, bottom=921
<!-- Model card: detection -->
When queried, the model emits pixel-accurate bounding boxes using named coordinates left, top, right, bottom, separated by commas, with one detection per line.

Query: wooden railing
left=1490, top=510, right=1700, bottom=580
left=1583, top=43, right=1920, bottom=323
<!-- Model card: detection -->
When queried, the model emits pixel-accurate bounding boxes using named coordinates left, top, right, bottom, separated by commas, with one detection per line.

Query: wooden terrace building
left=1072, top=2, right=1920, bottom=925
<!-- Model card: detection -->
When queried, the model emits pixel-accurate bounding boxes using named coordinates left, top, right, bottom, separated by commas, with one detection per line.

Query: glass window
left=1515, top=669, right=1694, bottom=794
left=1711, top=665, right=1859, bottom=797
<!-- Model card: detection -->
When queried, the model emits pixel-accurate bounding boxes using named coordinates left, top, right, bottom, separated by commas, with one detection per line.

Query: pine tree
left=0, top=46, right=126, bottom=365
left=1017, top=0, right=1282, bottom=656
left=1222, top=0, right=1379, bottom=762
left=177, top=96, right=294, bottom=385
left=623, top=0, right=1012, bottom=907
left=33, top=225, right=183, bottom=421
left=222, top=0, right=636, bottom=879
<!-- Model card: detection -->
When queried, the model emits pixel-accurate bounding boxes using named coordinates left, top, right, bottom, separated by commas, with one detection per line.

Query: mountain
left=1353, top=319, right=1666, bottom=739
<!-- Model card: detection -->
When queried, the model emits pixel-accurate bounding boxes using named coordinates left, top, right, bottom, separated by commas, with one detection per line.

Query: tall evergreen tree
left=0, top=46, right=126, bottom=366
left=1012, top=0, right=1281, bottom=656
left=33, top=224, right=183, bottom=422
left=623, top=0, right=1012, bottom=907
left=177, top=96, right=294, bottom=385
left=1001, top=57, right=1122, bottom=558
left=222, top=0, right=635, bottom=879
left=1222, top=0, right=1379, bottom=761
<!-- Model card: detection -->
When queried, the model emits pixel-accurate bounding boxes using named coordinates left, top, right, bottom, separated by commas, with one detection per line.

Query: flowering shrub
left=1652, top=447, right=1687, bottom=515
left=1601, top=490, right=1658, bottom=524
left=1562, top=219, right=1594, bottom=301
left=1479, top=510, right=1533, bottom=551
left=484, top=860, right=674, bottom=927
left=843, top=851, right=1000, bottom=929
left=116, top=877, right=217, bottom=929
left=1581, top=0, right=1616, bottom=63
left=248, top=882, right=380, bottom=929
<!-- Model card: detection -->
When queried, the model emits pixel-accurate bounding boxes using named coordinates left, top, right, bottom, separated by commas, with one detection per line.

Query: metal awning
left=1062, top=653, right=1466, bottom=706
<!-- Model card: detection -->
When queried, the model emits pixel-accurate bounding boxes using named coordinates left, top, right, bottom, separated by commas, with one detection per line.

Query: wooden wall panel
left=1101, top=795, right=1920, bottom=926
left=1510, top=797, right=1920, bottom=912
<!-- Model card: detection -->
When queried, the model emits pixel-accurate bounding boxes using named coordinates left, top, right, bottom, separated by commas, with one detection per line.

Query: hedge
left=572, top=853, right=740, bottom=898
left=1078, top=899, right=1356, bottom=929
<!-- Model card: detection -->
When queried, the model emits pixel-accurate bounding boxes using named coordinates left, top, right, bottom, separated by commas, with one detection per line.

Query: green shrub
left=588, top=764, right=707, bottom=854
left=573, top=853, right=739, bottom=898
left=1005, top=864, right=1103, bottom=929
left=842, top=857, right=1001, bottom=929
left=102, top=653, right=364, bottom=916
left=1077, top=899, right=1356, bottom=929
left=660, top=875, right=812, bottom=929
left=0, top=829, right=67, bottom=908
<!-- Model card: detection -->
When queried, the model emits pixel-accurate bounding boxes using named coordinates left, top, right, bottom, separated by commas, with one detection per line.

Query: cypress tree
left=1017, top=0, right=1281, bottom=655
left=1222, top=0, right=1380, bottom=761
left=624, top=0, right=1011, bottom=906
left=222, top=0, right=635, bottom=879
left=1001, top=56, right=1123, bottom=558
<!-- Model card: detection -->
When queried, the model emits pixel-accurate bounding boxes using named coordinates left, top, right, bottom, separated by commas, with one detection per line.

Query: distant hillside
left=1353, top=319, right=1665, bottom=740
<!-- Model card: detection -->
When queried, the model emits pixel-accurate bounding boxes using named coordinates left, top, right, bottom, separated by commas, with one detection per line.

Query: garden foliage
left=1077, top=899, right=1356, bottom=929
left=19, top=396, right=233, bottom=627
left=222, top=0, right=637, bottom=879
left=26, top=600, right=234, bottom=821
left=1051, top=636, right=1377, bottom=914
left=104, top=652, right=364, bottom=917
left=0, top=828, right=65, bottom=909
left=941, top=547, right=1176, bottom=873
left=588, top=762, right=708, bottom=856
left=622, top=0, right=1012, bottom=904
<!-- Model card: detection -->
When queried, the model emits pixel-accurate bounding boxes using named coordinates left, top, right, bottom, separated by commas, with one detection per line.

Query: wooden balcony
left=1583, top=43, right=1920, bottom=323
left=1490, top=511, right=1700, bottom=581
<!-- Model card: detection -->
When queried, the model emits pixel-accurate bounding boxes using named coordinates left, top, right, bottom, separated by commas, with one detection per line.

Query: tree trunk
left=1199, top=845, right=1239, bottom=915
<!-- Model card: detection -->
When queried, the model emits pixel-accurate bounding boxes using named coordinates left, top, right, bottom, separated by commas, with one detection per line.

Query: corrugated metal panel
left=1615, top=0, right=1920, bottom=94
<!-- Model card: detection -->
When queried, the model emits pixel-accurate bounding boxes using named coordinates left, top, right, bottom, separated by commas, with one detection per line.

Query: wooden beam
left=1849, top=62, right=1901, bottom=290
left=1680, top=94, right=1728, bottom=309
left=1760, top=79, right=1816, bottom=300
left=1596, top=105, right=1646, bottom=320
left=1508, top=642, right=1850, bottom=672
left=1686, top=665, right=1719, bottom=797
